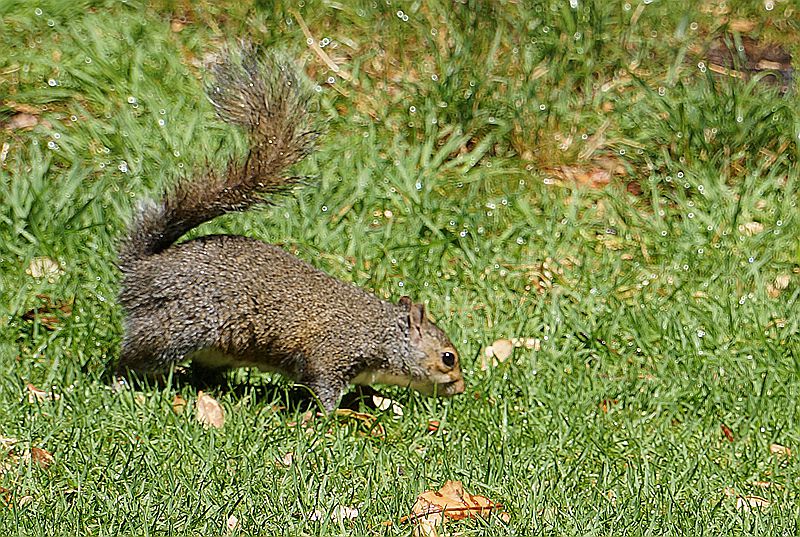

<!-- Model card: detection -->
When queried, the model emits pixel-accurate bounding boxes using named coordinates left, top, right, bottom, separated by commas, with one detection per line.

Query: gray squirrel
left=116, top=45, right=465, bottom=411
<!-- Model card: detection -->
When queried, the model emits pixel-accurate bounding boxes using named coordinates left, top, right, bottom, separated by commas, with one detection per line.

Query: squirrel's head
left=399, top=296, right=465, bottom=398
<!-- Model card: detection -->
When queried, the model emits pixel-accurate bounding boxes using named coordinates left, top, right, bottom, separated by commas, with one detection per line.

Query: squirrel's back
left=117, top=44, right=465, bottom=411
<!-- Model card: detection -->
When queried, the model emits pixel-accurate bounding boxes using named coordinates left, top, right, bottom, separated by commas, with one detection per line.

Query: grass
left=1, top=0, right=799, bottom=534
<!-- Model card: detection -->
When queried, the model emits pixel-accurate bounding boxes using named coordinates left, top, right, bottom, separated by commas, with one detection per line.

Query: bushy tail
left=118, top=43, right=319, bottom=270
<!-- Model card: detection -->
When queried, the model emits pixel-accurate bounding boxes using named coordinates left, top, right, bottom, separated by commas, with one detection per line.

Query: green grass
left=1, top=0, right=799, bottom=534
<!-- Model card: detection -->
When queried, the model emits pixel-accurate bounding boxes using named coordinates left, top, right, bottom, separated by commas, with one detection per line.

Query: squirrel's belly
left=188, top=347, right=289, bottom=376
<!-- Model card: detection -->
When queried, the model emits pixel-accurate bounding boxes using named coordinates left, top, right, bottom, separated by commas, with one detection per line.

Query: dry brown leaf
left=171, top=394, right=187, bottom=415
left=332, top=505, right=359, bottom=521
left=26, top=383, right=60, bottom=403
left=196, top=391, right=225, bottom=428
left=29, top=447, right=53, bottom=469
left=752, top=481, right=776, bottom=489
left=372, top=395, right=404, bottom=416
left=406, top=480, right=508, bottom=530
left=26, top=257, right=62, bottom=279
left=277, top=452, right=294, bottom=467
left=482, top=336, right=540, bottom=370
left=774, top=275, right=790, bottom=290
left=599, top=398, right=619, bottom=413
left=560, top=165, right=612, bottom=188
left=170, top=19, right=186, bottom=32
left=286, top=410, right=317, bottom=428
left=21, top=295, right=73, bottom=330
left=5, top=113, right=38, bottom=131
left=414, top=516, right=440, bottom=537
left=769, top=443, right=791, bottom=457
left=736, top=495, right=770, bottom=511
left=739, top=222, right=764, bottom=236
left=767, top=283, right=781, bottom=298
left=729, top=19, right=756, bottom=32
left=335, top=408, right=385, bottom=437
left=522, top=338, right=542, bottom=351
left=490, top=339, right=513, bottom=362
left=721, top=423, right=735, bottom=443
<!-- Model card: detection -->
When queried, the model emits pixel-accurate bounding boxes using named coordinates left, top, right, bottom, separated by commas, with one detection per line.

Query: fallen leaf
left=26, top=257, right=62, bottom=279
left=482, top=336, right=539, bottom=370
left=29, top=447, right=53, bottom=469
left=775, top=274, right=790, bottom=288
left=559, top=165, right=612, bottom=188
left=729, top=19, right=756, bottom=32
left=406, top=480, right=508, bottom=531
left=196, top=392, right=225, bottom=428
left=523, top=338, right=541, bottom=350
left=277, top=452, right=294, bottom=467
left=5, top=113, right=38, bottom=131
left=769, top=443, right=791, bottom=457
left=18, top=495, right=33, bottom=508
left=427, top=420, right=440, bottom=433
left=736, top=495, right=770, bottom=511
left=21, top=295, right=73, bottom=330
left=170, top=19, right=186, bottom=32
left=372, top=395, right=404, bottom=416
left=171, top=394, right=187, bottom=415
left=739, top=222, right=764, bottom=236
left=721, top=423, right=735, bottom=443
left=490, top=339, right=513, bottom=362
left=26, top=383, right=60, bottom=403
left=332, top=505, right=359, bottom=521
left=704, top=35, right=793, bottom=91
left=335, top=408, right=385, bottom=437
left=414, top=516, right=439, bottom=537
left=599, top=398, right=619, bottom=413
left=287, top=410, right=317, bottom=428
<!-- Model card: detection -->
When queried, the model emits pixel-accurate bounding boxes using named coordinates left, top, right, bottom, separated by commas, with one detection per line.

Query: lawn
left=1, top=0, right=799, bottom=534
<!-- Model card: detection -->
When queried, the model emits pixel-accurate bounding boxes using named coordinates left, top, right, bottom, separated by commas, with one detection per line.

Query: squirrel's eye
left=441, top=351, right=456, bottom=367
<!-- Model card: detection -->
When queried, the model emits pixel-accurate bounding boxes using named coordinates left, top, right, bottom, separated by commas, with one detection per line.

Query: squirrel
left=116, top=44, right=465, bottom=412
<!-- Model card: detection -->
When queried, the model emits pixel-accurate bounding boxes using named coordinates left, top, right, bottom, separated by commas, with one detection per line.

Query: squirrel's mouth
left=428, top=378, right=465, bottom=397
left=443, top=378, right=466, bottom=396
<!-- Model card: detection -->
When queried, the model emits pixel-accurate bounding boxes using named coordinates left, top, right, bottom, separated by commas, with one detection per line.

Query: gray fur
left=117, top=45, right=464, bottom=411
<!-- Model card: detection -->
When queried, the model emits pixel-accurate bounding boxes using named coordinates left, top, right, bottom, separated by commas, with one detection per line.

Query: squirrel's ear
left=400, top=296, right=426, bottom=341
